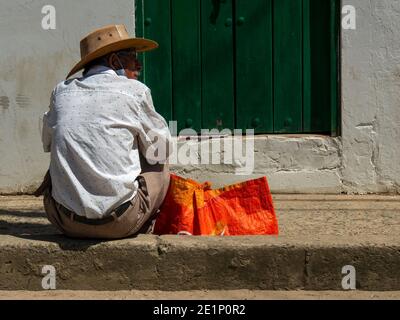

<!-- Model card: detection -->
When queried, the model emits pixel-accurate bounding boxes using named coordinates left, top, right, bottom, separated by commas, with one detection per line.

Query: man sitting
left=35, top=24, right=172, bottom=239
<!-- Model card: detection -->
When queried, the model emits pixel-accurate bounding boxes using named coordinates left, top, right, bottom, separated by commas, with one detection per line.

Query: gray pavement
left=1, top=290, right=400, bottom=300
left=1, top=194, right=400, bottom=237
left=0, top=195, right=399, bottom=292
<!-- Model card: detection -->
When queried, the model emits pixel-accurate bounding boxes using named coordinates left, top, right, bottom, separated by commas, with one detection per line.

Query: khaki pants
left=42, top=158, right=170, bottom=239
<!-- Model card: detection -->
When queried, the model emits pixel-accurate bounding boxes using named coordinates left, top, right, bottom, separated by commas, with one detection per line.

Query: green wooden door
left=136, top=0, right=339, bottom=135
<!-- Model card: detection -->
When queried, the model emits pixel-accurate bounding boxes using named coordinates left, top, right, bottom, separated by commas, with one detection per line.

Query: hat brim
left=66, top=38, right=158, bottom=79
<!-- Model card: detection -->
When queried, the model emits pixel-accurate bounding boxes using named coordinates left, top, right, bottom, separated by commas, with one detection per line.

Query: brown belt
left=57, top=199, right=133, bottom=226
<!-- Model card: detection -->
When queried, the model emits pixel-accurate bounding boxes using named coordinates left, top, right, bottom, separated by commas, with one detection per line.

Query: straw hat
left=66, top=24, right=158, bottom=78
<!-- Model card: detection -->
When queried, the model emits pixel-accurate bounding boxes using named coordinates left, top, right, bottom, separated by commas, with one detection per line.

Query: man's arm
left=34, top=90, right=55, bottom=197
left=42, top=91, right=55, bottom=153
left=135, top=88, right=172, bottom=164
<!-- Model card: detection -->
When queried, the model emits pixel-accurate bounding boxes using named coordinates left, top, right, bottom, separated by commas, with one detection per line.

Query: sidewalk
left=2, top=290, right=400, bottom=300
left=0, top=195, right=399, bottom=291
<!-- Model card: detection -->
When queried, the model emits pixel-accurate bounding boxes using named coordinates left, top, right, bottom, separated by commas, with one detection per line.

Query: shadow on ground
left=0, top=209, right=108, bottom=250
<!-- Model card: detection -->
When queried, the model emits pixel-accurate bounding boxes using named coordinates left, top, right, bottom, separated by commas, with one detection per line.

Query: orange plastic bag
left=154, top=174, right=279, bottom=236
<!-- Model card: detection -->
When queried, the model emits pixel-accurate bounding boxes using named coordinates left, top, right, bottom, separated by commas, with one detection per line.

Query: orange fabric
left=154, top=174, right=279, bottom=236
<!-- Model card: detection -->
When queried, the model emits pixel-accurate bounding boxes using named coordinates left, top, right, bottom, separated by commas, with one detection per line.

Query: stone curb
left=0, top=235, right=399, bottom=291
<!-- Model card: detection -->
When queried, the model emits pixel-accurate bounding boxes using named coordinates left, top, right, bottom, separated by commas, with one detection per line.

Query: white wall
left=340, top=0, right=400, bottom=193
left=0, top=0, right=135, bottom=193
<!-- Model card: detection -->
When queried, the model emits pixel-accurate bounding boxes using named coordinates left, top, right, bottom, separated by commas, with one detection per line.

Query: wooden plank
left=135, top=0, right=144, bottom=38
left=135, top=0, right=144, bottom=83
left=330, top=0, right=339, bottom=136
left=302, top=0, right=332, bottom=133
left=171, top=0, right=202, bottom=133
left=201, top=0, right=234, bottom=131
left=273, top=0, right=303, bottom=133
left=140, top=0, right=173, bottom=122
left=235, top=0, right=273, bottom=133
left=302, top=0, right=311, bottom=132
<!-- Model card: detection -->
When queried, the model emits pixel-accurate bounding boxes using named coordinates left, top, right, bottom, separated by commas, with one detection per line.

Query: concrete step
left=0, top=195, right=399, bottom=291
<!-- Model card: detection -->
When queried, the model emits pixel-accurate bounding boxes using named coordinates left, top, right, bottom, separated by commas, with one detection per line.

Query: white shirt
left=42, top=65, right=171, bottom=219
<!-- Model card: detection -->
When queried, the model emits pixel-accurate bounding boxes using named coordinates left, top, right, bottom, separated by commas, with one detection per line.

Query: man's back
left=42, top=65, right=170, bottom=219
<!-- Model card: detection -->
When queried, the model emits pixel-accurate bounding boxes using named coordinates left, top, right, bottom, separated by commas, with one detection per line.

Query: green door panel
left=135, top=0, right=143, bottom=38
left=201, top=0, right=234, bottom=131
left=136, top=0, right=173, bottom=122
left=171, top=0, right=202, bottom=133
left=235, top=0, right=273, bottom=133
left=330, top=0, right=340, bottom=137
left=273, top=0, right=303, bottom=133
left=303, top=0, right=333, bottom=133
